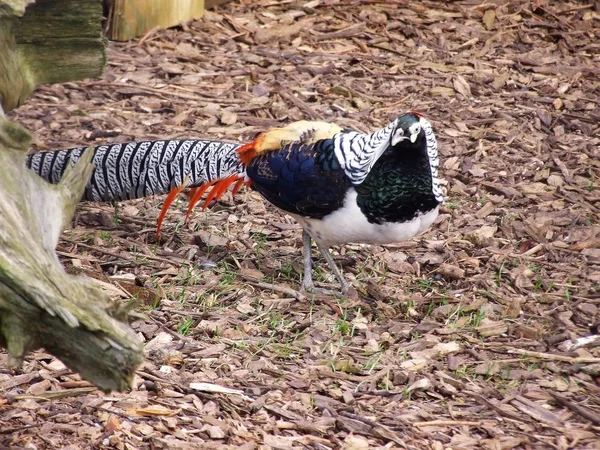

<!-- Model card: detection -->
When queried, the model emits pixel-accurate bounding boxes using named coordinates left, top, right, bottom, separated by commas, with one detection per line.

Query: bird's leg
left=313, top=241, right=350, bottom=295
left=300, top=229, right=315, bottom=292
left=299, top=229, right=350, bottom=295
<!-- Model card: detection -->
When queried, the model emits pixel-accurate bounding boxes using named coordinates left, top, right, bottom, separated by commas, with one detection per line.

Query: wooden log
left=0, top=0, right=106, bottom=111
left=0, top=1, right=142, bottom=392
left=0, top=107, right=143, bottom=392
left=107, top=0, right=204, bottom=41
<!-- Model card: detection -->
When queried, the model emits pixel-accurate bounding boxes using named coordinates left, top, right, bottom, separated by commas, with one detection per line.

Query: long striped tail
left=26, top=139, right=245, bottom=232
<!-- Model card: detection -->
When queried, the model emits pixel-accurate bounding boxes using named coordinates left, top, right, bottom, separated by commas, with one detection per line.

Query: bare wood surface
left=107, top=0, right=205, bottom=41
left=0, top=114, right=143, bottom=392
left=0, top=0, right=106, bottom=111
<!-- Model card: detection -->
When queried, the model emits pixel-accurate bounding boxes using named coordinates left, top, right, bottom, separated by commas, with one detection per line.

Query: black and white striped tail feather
left=25, top=139, right=244, bottom=202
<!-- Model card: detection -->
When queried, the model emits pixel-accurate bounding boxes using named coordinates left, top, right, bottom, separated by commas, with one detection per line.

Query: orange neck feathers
left=237, top=140, right=258, bottom=166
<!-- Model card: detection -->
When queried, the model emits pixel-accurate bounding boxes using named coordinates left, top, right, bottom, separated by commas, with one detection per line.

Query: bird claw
left=302, top=286, right=339, bottom=297
left=300, top=280, right=349, bottom=297
left=301, top=229, right=351, bottom=297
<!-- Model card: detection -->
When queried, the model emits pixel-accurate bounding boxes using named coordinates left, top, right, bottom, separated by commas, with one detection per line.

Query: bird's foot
left=300, top=229, right=351, bottom=297
left=300, top=278, right=349, bottom=297
left=303, top=286, right=339, bottom=297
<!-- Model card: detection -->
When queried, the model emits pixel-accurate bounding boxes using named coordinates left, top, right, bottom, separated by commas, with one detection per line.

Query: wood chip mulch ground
left=2, top=0, right=600, bottom=448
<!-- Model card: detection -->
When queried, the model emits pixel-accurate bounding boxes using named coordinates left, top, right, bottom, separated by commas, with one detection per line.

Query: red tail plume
left=237, top=139, right=259, bottom=166
left=201, top=174, right=239, bottom=209
left=185, top=180, right=217, bottom=222
left=157, top=134, right=258, bottom=234
left=183, top=175, right=244, bottom=222
left=231, top=178, right=245, bottom=196
left=157, top=184, right=188, bottom=238
left=157, top=175, right=249, bottom=237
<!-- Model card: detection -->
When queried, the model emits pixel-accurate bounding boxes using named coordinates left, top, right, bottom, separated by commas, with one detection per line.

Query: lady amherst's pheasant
left=26, top=112, right=442, bottom=294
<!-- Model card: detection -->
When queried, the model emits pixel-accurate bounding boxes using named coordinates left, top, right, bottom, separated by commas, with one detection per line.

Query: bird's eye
left=391, top=128, right=405, bottom=146
left=408, top=124, right=421, bottom=143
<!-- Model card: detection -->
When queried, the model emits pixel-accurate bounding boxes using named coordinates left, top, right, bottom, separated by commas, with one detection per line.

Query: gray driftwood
left=0, top=109, right=143, bottom=392
left=0, top=0, right=142, bottom=392
left=0, top=0, right=106, bottom=111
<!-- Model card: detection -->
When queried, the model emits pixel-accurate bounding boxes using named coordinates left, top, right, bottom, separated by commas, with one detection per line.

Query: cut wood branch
left=0, top=0, right=141, bottom=392
left=0, top=106, right=143, bottom=392
left=0, top=0, right=106, bottom=111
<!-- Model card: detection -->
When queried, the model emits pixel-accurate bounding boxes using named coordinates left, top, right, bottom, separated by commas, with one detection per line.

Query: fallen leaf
left=105, top=414, right=121, bottom=431
left=483, top=9, right=496, bottom=29
left=453, top=74, right=472, bottom=97
left=126, top=405, right=181, bottom=417
left=407, top=377, right=431, bottom=393
left=202, top=424, right=226, bottom=439
left=518, top=182, right=551, bottom=194
left=343, top=434, right=370, bottom=450
left=429, top=86, right=456, bottom=96
left=477, top=319, right=508, bottom=337
left=219, top=110, right=237, bottom=125
left=195, top=231, right=228, bottom=247
left=438, top=263, right=465, bottom=279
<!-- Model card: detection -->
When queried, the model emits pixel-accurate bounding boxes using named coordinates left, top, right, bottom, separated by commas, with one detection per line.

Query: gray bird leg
left=300, top=230, right=315, bottom=292
left=314, top=241, right=350, bottom=294
left=300, top=229, right=350, bottom=295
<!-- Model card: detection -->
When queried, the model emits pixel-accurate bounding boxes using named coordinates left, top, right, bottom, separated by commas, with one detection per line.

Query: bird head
left=390, top=112, right=424, bottom=146
left=331, top=111, right=437, bottom=187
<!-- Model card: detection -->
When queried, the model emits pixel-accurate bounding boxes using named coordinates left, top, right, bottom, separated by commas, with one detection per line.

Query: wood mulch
left=3, top=0, right=600, bottom=448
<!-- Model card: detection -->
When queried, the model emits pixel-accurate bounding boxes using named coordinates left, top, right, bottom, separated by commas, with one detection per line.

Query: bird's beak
left=410, top=133, right=418, bottom=143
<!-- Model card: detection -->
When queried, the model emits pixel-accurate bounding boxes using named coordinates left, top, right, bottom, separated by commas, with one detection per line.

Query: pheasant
left=172, top=112, right=443, bottom=294
left=26, top=113, right=442, bottom=294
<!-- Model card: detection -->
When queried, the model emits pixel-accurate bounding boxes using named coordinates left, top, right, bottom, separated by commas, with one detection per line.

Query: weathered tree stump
left=0, top=0, right=143, bottom=392
left=0, top=0, right=106, bottom=111
left=0, top=108, right=143, bottom=392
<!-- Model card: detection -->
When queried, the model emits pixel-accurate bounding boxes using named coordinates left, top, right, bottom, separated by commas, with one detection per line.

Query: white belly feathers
left=291, top=189, right=439, bottom=246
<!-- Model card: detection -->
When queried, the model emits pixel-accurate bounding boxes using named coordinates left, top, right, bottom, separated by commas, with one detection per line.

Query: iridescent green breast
left=355, top=143, right=440, bottom=224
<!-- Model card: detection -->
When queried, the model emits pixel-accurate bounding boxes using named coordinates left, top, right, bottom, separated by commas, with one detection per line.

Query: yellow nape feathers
left=238, top=120, right=343, bottom=165
left=254, top=120, right=343, bottom=153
